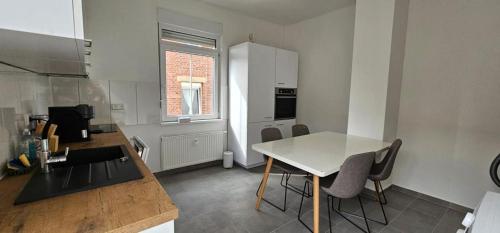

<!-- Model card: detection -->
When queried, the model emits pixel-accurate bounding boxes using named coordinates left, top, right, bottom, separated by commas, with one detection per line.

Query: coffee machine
left=45, top=104, right=94, bottom=143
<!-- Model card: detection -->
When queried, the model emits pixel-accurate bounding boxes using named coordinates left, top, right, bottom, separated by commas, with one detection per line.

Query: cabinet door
left=248, top=43, right=275, bottom=123
left=276, top=49, right=298, bottom=88
left=275, top=119, right=296, bottom=138
left=247, top=122, right=276, bottom=166
left=0, top=0, right=82, bottom=38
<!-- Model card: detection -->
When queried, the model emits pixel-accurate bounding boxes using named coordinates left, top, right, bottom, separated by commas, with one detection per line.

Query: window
left=181, top=82, right=201, bottom=115
left=160, top=29, right=219, bottom=122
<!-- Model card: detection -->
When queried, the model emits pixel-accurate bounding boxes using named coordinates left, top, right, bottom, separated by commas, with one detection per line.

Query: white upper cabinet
left=247, top=43, right=275, bottom=123
left=276, top=48, right=299, bottom=88
left=0, top=0, right=84, bottom=39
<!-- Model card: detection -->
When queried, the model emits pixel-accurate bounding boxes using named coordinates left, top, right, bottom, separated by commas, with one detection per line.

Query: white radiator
left=161, top=131, right=225, bottom=170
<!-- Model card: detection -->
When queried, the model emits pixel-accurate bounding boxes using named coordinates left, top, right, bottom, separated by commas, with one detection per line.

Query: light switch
left=111, top=103, right=125, bottom=111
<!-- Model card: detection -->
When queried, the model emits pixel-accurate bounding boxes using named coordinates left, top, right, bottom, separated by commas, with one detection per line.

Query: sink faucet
left=40, top=139, right=69, bottom=173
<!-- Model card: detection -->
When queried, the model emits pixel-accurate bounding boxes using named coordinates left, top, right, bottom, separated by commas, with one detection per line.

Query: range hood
left=0, top=28, right=91, bottom=78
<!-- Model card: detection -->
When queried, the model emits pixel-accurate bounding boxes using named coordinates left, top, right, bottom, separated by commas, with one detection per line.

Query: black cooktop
left=89, top=124, right=118, bottom=134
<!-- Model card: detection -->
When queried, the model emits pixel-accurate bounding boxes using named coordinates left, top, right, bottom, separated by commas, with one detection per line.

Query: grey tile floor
left=156, top=166, right=466, bottom=233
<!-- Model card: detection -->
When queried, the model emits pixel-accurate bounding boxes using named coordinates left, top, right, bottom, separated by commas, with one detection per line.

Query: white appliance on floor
left=228, top=42, right=298, bottom=168
left=461, top=191, right=500, bottom=233
left=460, top=156, right=500, bottom=233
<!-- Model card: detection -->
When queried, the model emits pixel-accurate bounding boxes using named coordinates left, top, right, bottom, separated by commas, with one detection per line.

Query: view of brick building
left=165, top=51, right=214, bottom=117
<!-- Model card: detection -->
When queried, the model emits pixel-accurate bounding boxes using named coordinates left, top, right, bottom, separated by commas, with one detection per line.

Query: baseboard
left=234, top=160, right=266, bottom=169
left=390, top=185, right=474, bottom=213
left=362, top=184, right=394, bottom=199
left=154, top=160, right=222, bottom=177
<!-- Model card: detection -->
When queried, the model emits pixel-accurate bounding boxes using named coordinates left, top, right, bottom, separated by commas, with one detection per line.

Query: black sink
left=15, top=145, right=144, bottom=205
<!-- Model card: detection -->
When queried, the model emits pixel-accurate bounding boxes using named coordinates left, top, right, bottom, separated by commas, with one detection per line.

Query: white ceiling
left=198, top=0, right=355, bottom=25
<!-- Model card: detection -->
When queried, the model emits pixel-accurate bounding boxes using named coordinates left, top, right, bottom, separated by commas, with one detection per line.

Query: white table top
left=252, top=131, right=391, bottom=177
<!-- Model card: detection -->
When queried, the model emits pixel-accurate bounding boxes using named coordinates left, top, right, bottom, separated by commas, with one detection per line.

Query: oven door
left=274, top=95, right=297, bottom=120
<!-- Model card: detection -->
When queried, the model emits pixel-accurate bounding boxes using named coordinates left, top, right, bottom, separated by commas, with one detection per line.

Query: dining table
left=252, top=131, right=391, bottom=233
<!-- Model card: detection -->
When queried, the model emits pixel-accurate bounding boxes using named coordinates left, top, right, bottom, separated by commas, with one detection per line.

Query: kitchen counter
left=0, top=129, right=178, bottom=233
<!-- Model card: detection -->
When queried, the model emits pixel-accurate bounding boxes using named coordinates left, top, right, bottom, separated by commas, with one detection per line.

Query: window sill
left=160, top=118, right=226, bottom=126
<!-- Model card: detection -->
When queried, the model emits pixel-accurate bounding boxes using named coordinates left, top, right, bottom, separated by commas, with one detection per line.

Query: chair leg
left=306, top=180, right=312, bottom=197
left=255, top=171, right=288, bottom=212
left=280, top=172, right=312, bottom=197
left=297, top=181, right=313, bottom=232
left=374, top=181, right=389, bottom=225
left=374, top=180, right=381, bottom=202
left=377, top=181, right=388, bottom=205
left=358, top=196, right=372, bottom=233
left=327, top=195, right=333, bottom=233
left=283, top=174, right=288, bottom=211
left=333, top=195, right=371, bottom=233
left=335, top=190, right=388, bottom=225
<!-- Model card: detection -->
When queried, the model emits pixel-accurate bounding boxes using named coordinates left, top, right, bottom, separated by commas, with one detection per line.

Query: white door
left=247, top=121, right=276, bottom=167
left=276, top=49, right=298, bottom=88
left=247, top=43, right=275, bottom=123
left=275, top=119, right=296, bottom=138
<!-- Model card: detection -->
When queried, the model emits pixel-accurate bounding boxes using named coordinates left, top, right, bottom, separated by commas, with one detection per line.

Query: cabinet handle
left=277, top=124, right=284, bottom=126
left=277, top=82, right=285, bottom=85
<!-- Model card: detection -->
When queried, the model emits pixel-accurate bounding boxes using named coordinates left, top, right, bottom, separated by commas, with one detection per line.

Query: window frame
left=159, top=23, right=220, bottom=122
left=181, top=82, right=202, bottom=115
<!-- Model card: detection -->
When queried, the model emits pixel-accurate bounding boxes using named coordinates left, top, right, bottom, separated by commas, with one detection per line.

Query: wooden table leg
left=255, top=157, right=273, bottom=210
left=313, top=175, right=319, bottom=233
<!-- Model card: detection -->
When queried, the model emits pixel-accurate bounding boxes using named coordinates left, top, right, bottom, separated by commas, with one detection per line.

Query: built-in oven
left=274, top=88, right=297, bottom=120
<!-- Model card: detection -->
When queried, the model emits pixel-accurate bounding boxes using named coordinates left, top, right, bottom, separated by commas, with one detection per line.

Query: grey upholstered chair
left=292, top=124, right=310, bottom=137
left=298, top=152, right=376, bottom=233
left=337, top=139, right=402, bottom=226
left=369, top=139, right=402, bottom=204
left=291, top=124, right=313, bottom=197
left=256, top=127, right=305, bottom=212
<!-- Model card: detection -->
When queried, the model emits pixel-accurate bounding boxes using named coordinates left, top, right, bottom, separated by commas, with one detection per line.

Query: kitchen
left=1, top=0, right=500, bottom=233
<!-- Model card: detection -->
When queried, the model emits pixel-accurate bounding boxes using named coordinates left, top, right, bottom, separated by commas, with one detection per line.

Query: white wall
left=282, top=4, right=355, bottom=133
left=347, top=0, right=396, bottom=140
left=393, top=0, right=500, bottom=208
left=83, top=0, right=284, bottom=172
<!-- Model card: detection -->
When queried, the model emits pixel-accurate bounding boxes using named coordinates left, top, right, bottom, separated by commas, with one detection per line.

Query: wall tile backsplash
left=0, top=66, right=161, bottom=176
left=0, top=67, right=160, bottom=127
left=79, top=79, right=111, bottom=124
left=110, top=80, right=138, bottom=125
left=137, top=82, right=161, bottom=124
left=0, top=64, right=161, bottom=178
left=51, top=77, right=80, bottom=107
left=0, top=108, right=18, bottom=178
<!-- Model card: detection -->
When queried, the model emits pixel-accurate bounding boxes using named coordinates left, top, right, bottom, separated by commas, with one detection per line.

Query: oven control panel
left=276, top=88, right=296, bottom=95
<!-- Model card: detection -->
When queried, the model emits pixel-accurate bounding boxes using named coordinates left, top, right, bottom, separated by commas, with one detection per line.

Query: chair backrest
left=326, top=152, right=375, bottom=199
left=261, top=127, right=283, bottom=161
left=371, top=139, right=402, bottom=181
left=292, top=124, right=310, bottom=137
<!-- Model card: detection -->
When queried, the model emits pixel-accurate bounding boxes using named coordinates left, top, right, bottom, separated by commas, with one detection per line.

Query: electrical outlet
left=111, top=103, right=125, bottom=111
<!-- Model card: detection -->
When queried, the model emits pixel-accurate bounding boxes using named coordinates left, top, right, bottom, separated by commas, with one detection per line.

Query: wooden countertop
left=0, top=129, right=178, bottom=233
